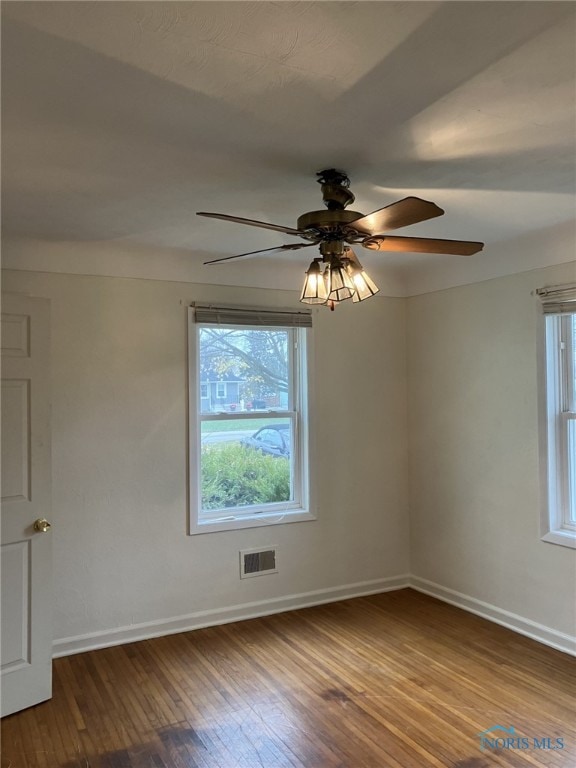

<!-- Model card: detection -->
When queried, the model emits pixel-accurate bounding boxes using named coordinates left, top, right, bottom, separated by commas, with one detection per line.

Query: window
left=539, top=285, right=576, bottom=548
left=188, top=305, right=314, bottom=534
left=200, top=383, right=208, bottom=399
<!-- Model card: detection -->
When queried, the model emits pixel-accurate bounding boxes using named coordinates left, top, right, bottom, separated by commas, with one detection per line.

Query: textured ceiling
left=1, top=1, right=575, bottom=286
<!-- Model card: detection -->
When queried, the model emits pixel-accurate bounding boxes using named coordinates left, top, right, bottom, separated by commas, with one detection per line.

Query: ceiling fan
left=197, top=169, right=484, bottom=309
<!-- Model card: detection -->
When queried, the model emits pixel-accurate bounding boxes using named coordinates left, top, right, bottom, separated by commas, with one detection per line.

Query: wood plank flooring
left=2, top=590, right=575, bottom=768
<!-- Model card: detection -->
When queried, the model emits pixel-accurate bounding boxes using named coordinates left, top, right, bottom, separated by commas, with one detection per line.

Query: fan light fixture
left=300, top=244, right=379, bottom=309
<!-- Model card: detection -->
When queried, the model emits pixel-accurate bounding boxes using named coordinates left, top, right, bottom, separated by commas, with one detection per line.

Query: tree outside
left=199, top=328, right=289, bottom=411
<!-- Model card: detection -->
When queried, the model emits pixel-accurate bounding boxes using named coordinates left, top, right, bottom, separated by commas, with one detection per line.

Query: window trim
left=187, top=307, right=315, bottom=535
left=539, top=304, right=576, bottom=549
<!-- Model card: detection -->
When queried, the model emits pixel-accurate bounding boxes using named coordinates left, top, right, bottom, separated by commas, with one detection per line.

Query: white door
left=1, top=293, right=52, bottom=717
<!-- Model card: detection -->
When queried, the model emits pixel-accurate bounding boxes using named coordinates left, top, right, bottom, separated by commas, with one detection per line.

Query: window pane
left=200, top=418, right=293, bottom=511
left=570, top=315, right=576, bottom=412
left=568, top=418, right=576, bottom=524
left=544, top=314, right=576, bottom=544
left=199, top=327, right=290, bottom=415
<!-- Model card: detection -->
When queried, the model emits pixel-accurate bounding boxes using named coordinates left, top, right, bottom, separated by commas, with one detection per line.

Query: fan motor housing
left=297, top=209, right=364, bottom=234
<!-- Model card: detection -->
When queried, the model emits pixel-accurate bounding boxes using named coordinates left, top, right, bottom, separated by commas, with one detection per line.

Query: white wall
left=4, top=255, right=575, bottom=653
left=2, top=269, right=410, bottom=647
left=407, top=261, right=576, bottom=637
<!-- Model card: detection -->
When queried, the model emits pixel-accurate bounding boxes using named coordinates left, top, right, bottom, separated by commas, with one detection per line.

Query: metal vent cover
left=240, top=547, right=278, bottom=578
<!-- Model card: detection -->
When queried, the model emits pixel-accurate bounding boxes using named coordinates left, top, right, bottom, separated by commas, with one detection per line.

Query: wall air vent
left=240, top=547, right=278, bottom=579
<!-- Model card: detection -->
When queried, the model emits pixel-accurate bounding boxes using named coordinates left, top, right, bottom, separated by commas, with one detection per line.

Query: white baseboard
left=53, top=574, right=576, bottom=659
left=410, top=576, right=576, bottom=657
left=52, top=574, right=410, bottom=658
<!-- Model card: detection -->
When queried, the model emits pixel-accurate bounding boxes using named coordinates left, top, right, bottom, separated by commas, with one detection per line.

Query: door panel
left=2, top=379, right=31, bottom=501
left=1, top=540, right=31, bottom=671
left=1, top=294, right=52, bottom=717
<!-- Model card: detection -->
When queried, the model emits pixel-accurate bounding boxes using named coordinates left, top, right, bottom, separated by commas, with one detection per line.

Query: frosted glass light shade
left=325, top=261, right=356, bottom=302
left=300, top=260, right=328, bottom=304
left=348, top=266, right=380, bottom=302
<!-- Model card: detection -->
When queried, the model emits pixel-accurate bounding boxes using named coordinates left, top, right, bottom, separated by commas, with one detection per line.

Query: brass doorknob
left=34, top=518, right=52, bottom=533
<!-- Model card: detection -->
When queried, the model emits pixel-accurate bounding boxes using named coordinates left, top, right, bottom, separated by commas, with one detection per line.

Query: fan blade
left=197, top=212, right=306, bottom=237
left=365, top=236, right=484, bottom=256
left=352, top=197, right=444, bottom=235
left=204, top=243, right=315, bottom=265
left=343, top=246, right=361, bottom=265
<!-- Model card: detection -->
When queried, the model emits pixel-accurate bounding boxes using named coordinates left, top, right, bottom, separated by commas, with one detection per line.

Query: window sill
left=190, top=508, right=316, bottom=535
left=541, top=530, right=576, bottom=549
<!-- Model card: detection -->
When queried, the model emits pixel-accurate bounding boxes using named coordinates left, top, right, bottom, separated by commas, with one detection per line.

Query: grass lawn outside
left=201, top=417, right=287, bottom=433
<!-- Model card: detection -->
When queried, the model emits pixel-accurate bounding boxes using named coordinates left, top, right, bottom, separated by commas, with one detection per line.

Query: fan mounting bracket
left=316, top=169, right=350, bottom=187
left=316, top=168, right=355, bottom=210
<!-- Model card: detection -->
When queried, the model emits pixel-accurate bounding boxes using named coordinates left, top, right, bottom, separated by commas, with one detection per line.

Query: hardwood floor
left=2, top=590, right=575, bottom=767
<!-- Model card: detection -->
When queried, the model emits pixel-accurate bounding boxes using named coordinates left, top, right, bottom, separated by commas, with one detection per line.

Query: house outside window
left=539, top=285, right=576, bottom=548
left=188, top=305, right=314, bottom=534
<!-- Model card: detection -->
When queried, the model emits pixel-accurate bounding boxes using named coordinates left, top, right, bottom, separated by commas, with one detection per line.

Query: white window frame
left=188, top=306, right=315, bottom=535
left=539, top=286, right=576, bottom=549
